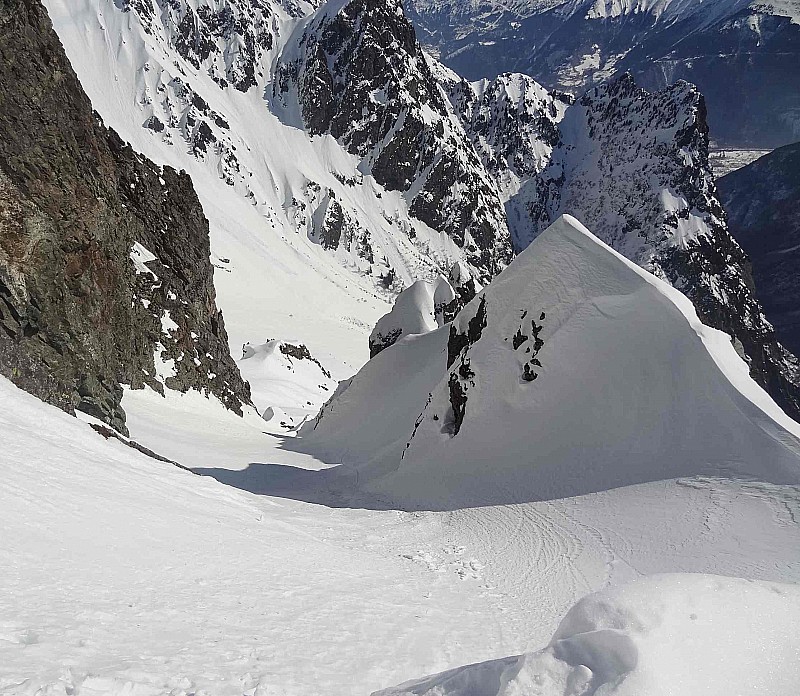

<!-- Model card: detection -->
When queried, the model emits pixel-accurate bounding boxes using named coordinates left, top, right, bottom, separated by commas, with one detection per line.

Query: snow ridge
left=307, top=215, right=800, bottom=509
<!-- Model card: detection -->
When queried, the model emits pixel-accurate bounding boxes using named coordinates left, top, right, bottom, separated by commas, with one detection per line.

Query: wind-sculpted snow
left=369, top=276, right=457, bottom=357
left=518, top=74, right=800, bottom=420
left=274, top=0, right=513, bottom=280
left=306, top=215, right=800, bottom=509
left=375, top=573, right=800, bottom=696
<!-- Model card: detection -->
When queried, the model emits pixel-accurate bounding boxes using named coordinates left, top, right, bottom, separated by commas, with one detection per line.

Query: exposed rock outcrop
left=0, top=0, right=251, bottom=433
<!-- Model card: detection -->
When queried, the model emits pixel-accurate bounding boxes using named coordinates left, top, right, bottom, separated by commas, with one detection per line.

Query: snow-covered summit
left=306, top=215, right=800, bottom=509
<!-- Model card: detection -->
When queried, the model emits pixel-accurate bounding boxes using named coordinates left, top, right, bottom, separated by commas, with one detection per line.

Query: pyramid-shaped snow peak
left=304, top=215, right=800, bottom=509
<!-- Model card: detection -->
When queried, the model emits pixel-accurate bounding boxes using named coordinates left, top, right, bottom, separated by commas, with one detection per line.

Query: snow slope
left=306, top=215, right=800, bottom=508
left=0, top=376, right=524, bottom=695
left=377, top=573, right=800, bottom=696
left=4, top=287, right=800, bottom=694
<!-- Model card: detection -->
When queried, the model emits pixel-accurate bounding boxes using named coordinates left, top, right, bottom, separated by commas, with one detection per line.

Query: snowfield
left=3, top=216, right=800, bottom=695
left=377, top=573, right=800, bottom=696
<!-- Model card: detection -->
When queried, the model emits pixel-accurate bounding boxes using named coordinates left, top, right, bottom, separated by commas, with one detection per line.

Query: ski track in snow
left=2, top=3, right=799, bottom=692
left=5, top=382, right=797, bottom=695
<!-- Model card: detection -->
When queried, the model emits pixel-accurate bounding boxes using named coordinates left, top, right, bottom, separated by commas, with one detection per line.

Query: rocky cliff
left=718, top=142, right=800, bottom=357
left=0, top=0, right=251, bottom=434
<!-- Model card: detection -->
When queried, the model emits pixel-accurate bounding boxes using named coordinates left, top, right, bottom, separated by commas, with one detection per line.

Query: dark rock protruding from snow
left=448, top=261, right=479, bottom=307
left=520, top=74, right=800, bottom=422
left=718, top=142, right=800, bottom=357
left=0, top=0, right=251, bottom=433
left=275, top=0, right=512, bottom=280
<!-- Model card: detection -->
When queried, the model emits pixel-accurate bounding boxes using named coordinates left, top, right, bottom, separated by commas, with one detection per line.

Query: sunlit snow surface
left=3, top=218, right=800, bottom=695
left=378, top=573, right=800, bottom=696
left=2, top=2, right=797, bottom=694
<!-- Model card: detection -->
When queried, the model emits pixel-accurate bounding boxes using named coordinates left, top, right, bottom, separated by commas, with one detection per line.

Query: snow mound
left=375, top=572, right=800, bottom=696
left=239, top=340, right=335, bottom=428
left=369, top=276, right=457, bottom=357
left=305, top=215, right=800, bottom=508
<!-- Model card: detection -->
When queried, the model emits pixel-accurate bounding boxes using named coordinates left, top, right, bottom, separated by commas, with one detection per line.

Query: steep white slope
left=0, top=376, right=526, bottom=695
left=3, top=328, right=799, bottom=695
left=41, top=0, right=482, bottom=382
left=516, top=73, right=800, bottom=421
left=376, top=573, right=800, bottom=696
left=306, top=215, right=800, bottom=509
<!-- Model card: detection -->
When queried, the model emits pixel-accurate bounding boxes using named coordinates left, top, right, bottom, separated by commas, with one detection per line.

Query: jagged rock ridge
left=437, top=67, right=572, bottom=199
left=274, top=0, right=513, bottom=280
left=0, top=0, right=251, bottom=433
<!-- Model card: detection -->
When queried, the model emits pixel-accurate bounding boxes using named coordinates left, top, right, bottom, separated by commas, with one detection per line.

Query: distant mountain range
left=407, top=0, right=800, bottom=147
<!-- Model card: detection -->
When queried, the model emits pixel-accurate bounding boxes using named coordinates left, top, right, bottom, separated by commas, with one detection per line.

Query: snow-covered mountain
left=514, top=74, right=800, bottom=420
left=437, top=67, right=572, bottom=200
left=30, top=0, right=800, bottom=422
left=273, top=0, right=513, bottom=279
left=4, top=1, right=800, bottom=693
left=43, top=0, right=500, bottom=312
left=304, top=216, right=800, bottom=509
left=718, top=142, right=800, bottom=358
left=407, top=0, right=800, bottom=147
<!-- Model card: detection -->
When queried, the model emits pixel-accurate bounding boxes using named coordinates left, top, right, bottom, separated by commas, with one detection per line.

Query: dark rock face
left=275, top=0, right=512, bottom=280
left=0, top=0, right=251, bottom=433
left=407, top=0, right=800, bottom=148
left=718, top=142, right=800, bottom=357
left=441, top=71, right=571, bottom=183
left=443, top=295, right=486, bottom=435
left=125, top=0, right=277, bottom=92
left=521, top=74, right=800, bottom=421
